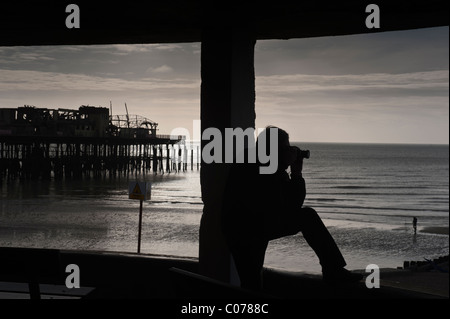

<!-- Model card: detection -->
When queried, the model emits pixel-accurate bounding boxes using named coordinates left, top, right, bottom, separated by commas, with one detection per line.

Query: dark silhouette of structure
left=0, top=105, right=186, bottom=181
left=0, top=105, right=111, bottom=137
left=222, top=127, right=363, bottom=289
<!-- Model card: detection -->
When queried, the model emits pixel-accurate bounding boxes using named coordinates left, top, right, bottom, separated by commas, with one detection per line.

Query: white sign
left=128, top=181, right=151, bottom=201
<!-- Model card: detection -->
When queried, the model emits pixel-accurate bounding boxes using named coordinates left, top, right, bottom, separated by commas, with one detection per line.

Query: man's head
left=257, top=126, right=297, bottom=172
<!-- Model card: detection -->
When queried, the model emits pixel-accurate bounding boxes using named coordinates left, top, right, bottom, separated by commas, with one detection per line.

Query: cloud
left=255, top=70, right=449, bottom=114
left=256, top=70, right=448, bottom=94
left=0, top=50, right=56, bottom=64
left=151, top=44, right=183, bottom=51
left=0, top=69, right=198, bottom=92
left=146, top=65, right=174, bottom=74
left=109, top=44, right=183, bottom=55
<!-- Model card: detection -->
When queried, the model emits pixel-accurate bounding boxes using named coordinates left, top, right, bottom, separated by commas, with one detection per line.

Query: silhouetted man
left=222, top=126, right=363, bottom=290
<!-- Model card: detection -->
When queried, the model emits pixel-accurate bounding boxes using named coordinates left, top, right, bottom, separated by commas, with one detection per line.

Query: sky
left=0, top=26, right=448, bottom=144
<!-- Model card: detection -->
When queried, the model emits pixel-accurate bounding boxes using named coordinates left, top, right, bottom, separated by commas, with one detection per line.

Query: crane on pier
left=125, top=103, right=130, bottom=129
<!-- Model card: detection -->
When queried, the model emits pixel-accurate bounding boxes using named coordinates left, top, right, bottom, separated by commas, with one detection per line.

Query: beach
left=420, top=226, right=449, bottom=235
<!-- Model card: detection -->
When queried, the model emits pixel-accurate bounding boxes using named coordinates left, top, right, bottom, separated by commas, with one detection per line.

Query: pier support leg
left=199, top=28, right=256, bottom=282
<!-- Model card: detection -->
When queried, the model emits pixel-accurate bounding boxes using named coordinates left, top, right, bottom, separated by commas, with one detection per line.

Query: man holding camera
left=222, top=126, right=363, bottom=290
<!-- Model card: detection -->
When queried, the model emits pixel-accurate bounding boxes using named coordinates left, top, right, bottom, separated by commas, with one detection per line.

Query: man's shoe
left=322, top=268, right=364, bottom=285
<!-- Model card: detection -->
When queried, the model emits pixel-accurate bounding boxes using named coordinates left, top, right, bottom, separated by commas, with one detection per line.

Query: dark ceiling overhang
left=0, top=1, right=448, bottom=47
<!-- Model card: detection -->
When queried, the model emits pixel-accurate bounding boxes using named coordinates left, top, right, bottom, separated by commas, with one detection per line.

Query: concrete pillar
left=199, top=27, right=256, bottom=282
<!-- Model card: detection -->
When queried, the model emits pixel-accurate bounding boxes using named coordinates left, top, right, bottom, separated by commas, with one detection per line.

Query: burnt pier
left=0, top=105, right=194, bottom=182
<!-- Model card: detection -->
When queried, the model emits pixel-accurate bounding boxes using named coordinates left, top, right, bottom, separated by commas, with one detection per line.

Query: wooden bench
left=0, top=247, right=94, bottom=299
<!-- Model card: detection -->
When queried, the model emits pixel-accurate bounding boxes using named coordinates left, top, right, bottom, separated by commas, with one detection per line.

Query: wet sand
left=420, top=227, right=449, bottom=235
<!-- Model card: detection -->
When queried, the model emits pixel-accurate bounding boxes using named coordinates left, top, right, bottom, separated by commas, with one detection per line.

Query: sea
left=1, top=143, right=448, bottom=274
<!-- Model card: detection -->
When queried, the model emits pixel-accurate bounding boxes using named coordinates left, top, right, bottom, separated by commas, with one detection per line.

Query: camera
left=299, top=149, right=310, bottom=159
left=293, top=146, right=310, bottom=159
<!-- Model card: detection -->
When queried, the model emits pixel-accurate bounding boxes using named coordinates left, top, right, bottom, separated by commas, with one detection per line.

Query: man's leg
left=230, top=240, right=268, bottom=290
left=297, top=207, right=363, bottom=283
left=262, top=206, right=362, bottom=283
left=297, top=207, right=347, bottom=271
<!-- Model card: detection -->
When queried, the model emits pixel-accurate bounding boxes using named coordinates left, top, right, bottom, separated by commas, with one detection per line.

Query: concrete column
left=199, top=27, right=256, bottom=282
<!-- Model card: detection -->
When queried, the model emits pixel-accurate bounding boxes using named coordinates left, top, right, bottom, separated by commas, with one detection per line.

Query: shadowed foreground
left=0, top=247, right=447, bottom=300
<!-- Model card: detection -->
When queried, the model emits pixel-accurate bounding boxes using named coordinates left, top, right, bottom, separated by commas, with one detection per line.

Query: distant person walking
left=413, top=217, right=418, bottom=234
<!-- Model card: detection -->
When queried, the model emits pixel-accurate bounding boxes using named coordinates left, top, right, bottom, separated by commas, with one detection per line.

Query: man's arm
left=289, top=154, right=306, bottom=207
left=288, top=173, right=306, bottom=207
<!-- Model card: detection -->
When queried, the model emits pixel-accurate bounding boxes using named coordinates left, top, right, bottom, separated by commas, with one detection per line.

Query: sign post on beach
left=128, top=181, right=152, bottom=253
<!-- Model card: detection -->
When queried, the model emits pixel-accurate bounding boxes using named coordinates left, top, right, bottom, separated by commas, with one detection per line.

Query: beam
left=0, top=1, right=448, bottom=46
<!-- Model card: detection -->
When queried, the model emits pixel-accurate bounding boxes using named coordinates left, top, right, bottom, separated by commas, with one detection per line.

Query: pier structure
left=0, top=105, right=195, bottom=182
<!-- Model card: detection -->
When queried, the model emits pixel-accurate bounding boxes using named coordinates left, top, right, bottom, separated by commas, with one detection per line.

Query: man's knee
left=300, top=206, right=321, bottom=223
left=302, top=206, right=318, bottom=215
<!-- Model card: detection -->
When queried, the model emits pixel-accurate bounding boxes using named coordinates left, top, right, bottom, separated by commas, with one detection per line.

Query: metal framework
left=109, top=114, right=158, bottom=131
